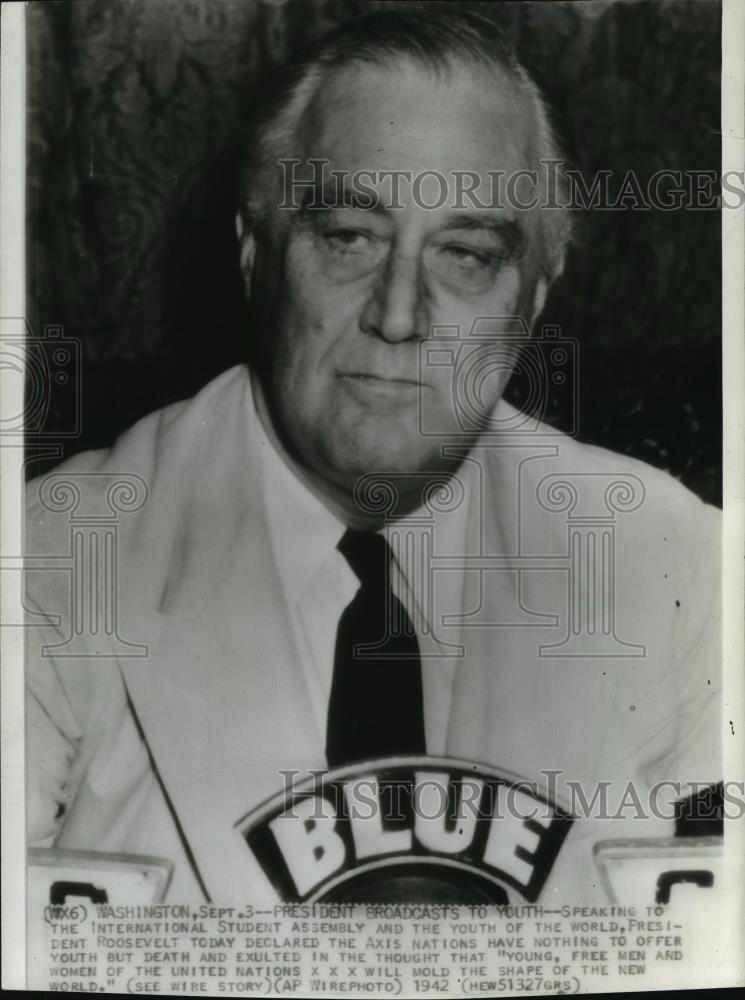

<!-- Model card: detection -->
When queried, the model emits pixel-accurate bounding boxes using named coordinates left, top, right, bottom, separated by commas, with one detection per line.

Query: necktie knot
left=337, top=528, right=390, bottom=588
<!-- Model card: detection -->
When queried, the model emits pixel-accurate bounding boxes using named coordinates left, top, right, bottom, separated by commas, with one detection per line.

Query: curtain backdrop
left=26, top=0, right=722, bottom=504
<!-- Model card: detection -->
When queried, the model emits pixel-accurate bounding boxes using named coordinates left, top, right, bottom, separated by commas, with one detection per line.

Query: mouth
left=337, top=371, right=424, bottom=410
left=337, top=371, right=424, bottom=404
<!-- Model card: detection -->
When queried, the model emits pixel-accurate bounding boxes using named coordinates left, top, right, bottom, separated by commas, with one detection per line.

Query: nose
left=359, top=248, right=428, bottom=343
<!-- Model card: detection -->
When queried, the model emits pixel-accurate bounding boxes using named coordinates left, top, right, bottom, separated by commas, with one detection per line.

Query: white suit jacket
left=25, top=365, right=721, bottom=902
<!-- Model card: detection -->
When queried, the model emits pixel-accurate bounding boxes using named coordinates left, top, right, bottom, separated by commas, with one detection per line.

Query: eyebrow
left=296, top=182, right=526, bottom=254
left=438, top=215, right=525, bottom=255
left=298, top=178, right=389, bottom=217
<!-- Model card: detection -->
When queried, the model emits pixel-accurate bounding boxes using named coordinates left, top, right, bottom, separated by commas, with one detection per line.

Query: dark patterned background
left=26, top=0, right=722, bottom=504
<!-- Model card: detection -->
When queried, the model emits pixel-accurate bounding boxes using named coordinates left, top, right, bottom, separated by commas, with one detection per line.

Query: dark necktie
left=326, top=529, right=426, bottom=768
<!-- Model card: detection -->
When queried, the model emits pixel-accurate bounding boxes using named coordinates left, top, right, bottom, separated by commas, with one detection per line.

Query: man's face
left=242, top=60, right=545, bottom=499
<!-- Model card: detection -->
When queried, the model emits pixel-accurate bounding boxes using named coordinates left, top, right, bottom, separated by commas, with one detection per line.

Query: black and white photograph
left=1, top=0, right=743, bottom=994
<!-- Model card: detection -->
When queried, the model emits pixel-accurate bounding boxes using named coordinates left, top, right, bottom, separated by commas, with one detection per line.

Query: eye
left=424, top=240, right=507, bottom=295
left=313, top=224, right=388, bottom=282
left=436, top=244, right=503, bottom=283
left=441, top=244, right=494, bottom=268
left=323, top=229, right=373, bottom=253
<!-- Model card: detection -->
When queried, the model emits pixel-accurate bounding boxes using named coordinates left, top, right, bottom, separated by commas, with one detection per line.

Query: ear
left=235, top=211, right=257, bottom=298
left=531, top=277, right=549, bottom=324
left=530, top=252, right=566, bottom=325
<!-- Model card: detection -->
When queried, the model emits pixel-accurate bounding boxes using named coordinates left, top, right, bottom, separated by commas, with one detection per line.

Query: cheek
left=270, top=267, right=364, bottom=411
left=478, top=266, right=523, bottom=317
left=272, top=260, right=333, bottom=373
left=428, top=265, right=523, bottom=333
left=422, top=267, right=527, bottom=421
left=279, top=241, right=369, bottom=353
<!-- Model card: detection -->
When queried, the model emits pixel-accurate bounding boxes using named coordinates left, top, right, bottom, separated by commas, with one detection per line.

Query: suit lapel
left=445, top=437, right=624, bottom=793
left=119, top=374, right=325, bottom=901
left=445, top=442, right=523, bottom=763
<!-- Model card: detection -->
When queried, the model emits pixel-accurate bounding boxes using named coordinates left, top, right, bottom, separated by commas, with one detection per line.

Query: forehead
left=298, top=57, right=532, bottom=180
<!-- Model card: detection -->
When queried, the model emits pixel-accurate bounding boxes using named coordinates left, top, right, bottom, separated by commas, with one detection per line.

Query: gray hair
left=238, top=7, right=573, bottom=281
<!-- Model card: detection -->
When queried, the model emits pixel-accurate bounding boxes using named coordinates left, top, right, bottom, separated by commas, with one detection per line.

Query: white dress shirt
left=256, top=407, right=469, bottom=757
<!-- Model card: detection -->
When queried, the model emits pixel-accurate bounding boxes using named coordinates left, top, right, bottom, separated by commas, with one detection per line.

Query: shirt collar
left=256, top=413, right=348, bottom=612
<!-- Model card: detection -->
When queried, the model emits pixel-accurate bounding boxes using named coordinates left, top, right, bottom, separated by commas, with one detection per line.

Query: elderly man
left=26, top=10, right=720, bottom=905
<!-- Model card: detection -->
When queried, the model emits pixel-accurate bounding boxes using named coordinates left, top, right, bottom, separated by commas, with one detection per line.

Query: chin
left=323, top=423, right=452, bottom=498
